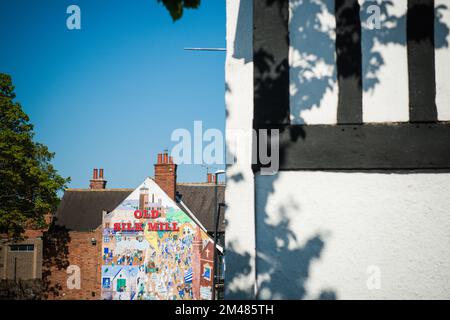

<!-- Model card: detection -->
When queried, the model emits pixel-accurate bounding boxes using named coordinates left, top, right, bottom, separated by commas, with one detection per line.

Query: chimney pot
left=93, top=168, right=98, bottom=179
left=163, top=153, right=168, bottom=164
left=157, top=153, right=162, bottom=164
left=169, top=156, right=173, bottom=164
left=99, top=169, right=104, bottom=179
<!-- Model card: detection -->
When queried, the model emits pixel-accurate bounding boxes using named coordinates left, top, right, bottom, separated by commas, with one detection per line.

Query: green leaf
left=157, top=0, right=201, bottom=21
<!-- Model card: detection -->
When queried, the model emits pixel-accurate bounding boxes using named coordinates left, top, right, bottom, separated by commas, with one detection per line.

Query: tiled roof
left=54, top=184, right=225, bottom=232
left=176, top=183, right=225, bottom=232
left=54, top=189, right=132, bottom=232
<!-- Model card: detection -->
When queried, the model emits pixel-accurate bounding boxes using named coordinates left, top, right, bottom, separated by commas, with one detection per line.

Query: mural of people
left=101, top=178, right=214, bottom=300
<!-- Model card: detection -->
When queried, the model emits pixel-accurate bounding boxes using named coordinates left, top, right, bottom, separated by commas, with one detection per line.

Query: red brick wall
left=154, top=163, right=177, bottom=200
left=43, top=228, right=102, bottom=300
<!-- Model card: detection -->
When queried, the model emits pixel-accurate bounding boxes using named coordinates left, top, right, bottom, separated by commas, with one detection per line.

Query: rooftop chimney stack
left=154, top=151, right=177, bottom=200
left=89, top=168, right=107, bottom=189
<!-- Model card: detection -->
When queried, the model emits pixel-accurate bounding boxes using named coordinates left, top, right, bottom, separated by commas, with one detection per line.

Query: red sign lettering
left=134, top=210, right=143, bottom=219
left=112, top=220, right=180, bottom=232
left=134, top=209, right=160, bottom=219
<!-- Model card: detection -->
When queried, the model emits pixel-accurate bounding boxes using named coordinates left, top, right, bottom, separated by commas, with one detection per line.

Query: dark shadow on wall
left=224, top=241, right=254, bottom=299
left=233, top=0, right=253, bottom=64
left=0, top=220, right=71, bottom=299
left=255, top=176, right=333, bottom=299
left=289, top=0, right=337, bottom=124
left=0, top=279, right=42, bottom=300
left=225, top=167, right=334, bottom=299
left=224, top=0, right=254, bottom=300
left=226, top=0, right=335, bottom=300
left=225, top=0, right=449, bottom=300
left=41, top=222, right=71, bottom=299
left=289, top=0, right=449, bottom=123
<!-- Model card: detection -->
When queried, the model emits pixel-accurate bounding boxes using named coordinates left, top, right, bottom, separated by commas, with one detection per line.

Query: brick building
left=42, top=152, right=225, bottom=300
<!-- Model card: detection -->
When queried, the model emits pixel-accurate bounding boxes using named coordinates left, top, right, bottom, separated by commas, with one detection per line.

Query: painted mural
left=101, top=178, right=214, bottom=300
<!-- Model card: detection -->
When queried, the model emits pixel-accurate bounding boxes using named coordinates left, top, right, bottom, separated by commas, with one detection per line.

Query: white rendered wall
left=436, top=0, right=450, bottom=121
left=289, top=0, right=338, bottom=124
left=255, top=172, right=450, bottom=299
left=360, top=0, right=409, bottom=123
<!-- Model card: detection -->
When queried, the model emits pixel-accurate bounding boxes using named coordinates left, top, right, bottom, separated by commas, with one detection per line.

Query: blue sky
left=0, top=0, right=225, bottom=189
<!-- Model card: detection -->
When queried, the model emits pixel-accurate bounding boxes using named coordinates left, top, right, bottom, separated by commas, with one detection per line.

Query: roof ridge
left=177, top=182, right=226, bottom=186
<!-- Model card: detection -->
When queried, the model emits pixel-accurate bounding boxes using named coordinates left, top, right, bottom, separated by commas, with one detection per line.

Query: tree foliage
left=157, top=0, right=200, bottom=21
left=0, top=73, right=69, bottom=239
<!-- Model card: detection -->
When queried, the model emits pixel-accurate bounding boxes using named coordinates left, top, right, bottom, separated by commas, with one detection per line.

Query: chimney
left=139, top=186, right=149, bottom=211
left=89, top=168, right=107, bottom=189
left=154, top=151, right=177, bottom=200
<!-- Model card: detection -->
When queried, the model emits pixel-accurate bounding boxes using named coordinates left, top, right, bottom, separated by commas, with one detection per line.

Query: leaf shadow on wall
left=226, top=0, right=334, bottom=300
left=225, top=0, right=450, bottom=300
left=255, top=177, right=334, bottom=300
left=225, top=164, right=333, bottom=299
left=289, top=0, right=449, bottom=124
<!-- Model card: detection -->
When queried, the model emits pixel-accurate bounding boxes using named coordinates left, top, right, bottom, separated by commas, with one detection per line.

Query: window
left=9, top=244, right=34, bottom=252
